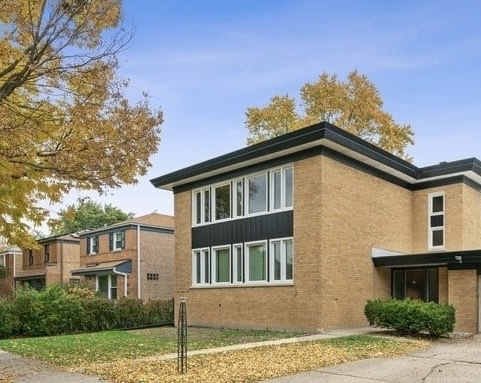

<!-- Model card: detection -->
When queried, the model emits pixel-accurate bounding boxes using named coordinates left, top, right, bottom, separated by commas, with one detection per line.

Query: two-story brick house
left=15, top=233, right=80, bottom=291
left=0, top=245, right=22, bottom=296
left=72, top=213, right=174, bottom=301
left=151, top=121, right=481, bottom=334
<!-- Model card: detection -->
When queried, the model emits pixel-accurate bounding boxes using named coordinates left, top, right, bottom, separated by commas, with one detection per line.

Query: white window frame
left=428, top=192, right=445, bottom=250
left=233, top=243, right=244, bottom=284
left=0, top=254, right=5, bottom=267
left=244, top=240, right=268, bottom=284
left=233, top=179, right=244, bottom=217
left=192, top=248, right=211, bottom=286
left=269, top=237, right=294, bottom=283
left=96, top=274, right=117, bottom=299
left=212, top=245, right=231, bottom=284
left=113, top=231, right=124, bottom=251
left=270, top=166, right=294, bottom=211
left=192, top=187, right=211, bottom=226
left=88, top=235, right=99, bottom=255
left=212, top=182, right=232, bottom=222
left=246, top=172, right=268, bottom=216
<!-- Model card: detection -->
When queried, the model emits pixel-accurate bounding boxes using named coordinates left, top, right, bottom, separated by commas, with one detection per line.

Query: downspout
left=113, top=268, right=128, bottom=297
left=12, top=250, right=17, bottom=292
left=137, top=224, right=141, bottom=299
left=60, top=239, right=64, bottom=283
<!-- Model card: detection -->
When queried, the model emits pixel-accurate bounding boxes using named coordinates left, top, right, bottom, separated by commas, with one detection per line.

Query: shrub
left=365, top=298, right=455, bottom=337
left=0, top=299, right=17, bottom=338
left=0, top=284, right=174, bottom=338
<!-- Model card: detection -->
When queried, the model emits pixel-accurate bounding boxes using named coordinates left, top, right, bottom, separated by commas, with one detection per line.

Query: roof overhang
left=150, top=122, right=481, bottom=192
left=372, top=249, right=481, bottom=268
left=72, top=260, right=132, bottom=276
left=14, top=270, right=46, bottom=280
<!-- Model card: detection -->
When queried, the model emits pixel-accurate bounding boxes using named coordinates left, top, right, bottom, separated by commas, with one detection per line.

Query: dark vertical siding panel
left=192, top=211, right=293, bottom=248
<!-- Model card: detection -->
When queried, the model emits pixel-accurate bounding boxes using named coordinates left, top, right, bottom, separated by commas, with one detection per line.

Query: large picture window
left=214, top=184, right=231, bottom=221
left=213, top=246, right=231, bottom=283
left=246, top=241, right=267, bottom=282
left=392, top=268, right=438, bottom=302
left=428, top=192, right=444, bottom=249
left=247, top=173, right=267, bottom=214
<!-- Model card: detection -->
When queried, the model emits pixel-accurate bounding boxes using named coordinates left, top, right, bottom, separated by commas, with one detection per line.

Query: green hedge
left=364, top=298, right=455, bottom=337
left=0, top=284, right=174, bottom=339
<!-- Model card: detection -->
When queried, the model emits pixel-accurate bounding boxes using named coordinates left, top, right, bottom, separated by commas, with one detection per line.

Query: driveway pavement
left=261, top=334, right=481, bottom=383
left=0, top=350, right=109, bottom=383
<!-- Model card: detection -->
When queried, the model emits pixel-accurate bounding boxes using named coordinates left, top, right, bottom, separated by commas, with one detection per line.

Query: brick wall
left=318, top=155, right=413, bottom=329
left=448, top=269, right=478, bottom=333
left=139, top=230, right=174, bottom=301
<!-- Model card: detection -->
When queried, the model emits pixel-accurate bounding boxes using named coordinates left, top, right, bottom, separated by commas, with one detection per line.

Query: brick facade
left=76, top=213, right=174, bottom=301
left=154, top=122, right=481, bottom=334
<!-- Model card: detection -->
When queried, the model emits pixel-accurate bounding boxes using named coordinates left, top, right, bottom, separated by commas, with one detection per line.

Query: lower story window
left=97, top=274, right=117, bottom=299
left=192, top=238, right=293, bottom=287
left=392, top=268, right=438, bottom=303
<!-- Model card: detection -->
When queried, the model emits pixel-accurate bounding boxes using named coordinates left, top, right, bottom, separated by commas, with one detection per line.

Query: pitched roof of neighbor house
left=79, top=212, right=174, bottom=236
left=150, top=121, right=481, bottom=192
left=37, top=233, right=80, bottom=244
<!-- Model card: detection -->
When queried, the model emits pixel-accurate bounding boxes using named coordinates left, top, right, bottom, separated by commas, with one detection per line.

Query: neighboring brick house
left=16, top=233, right=80, bottom=291
left=72, top=213, right=174, bottom=301
left=151, top=121, right=481, bottom=334
left=0, top=245, right=22, bottom=296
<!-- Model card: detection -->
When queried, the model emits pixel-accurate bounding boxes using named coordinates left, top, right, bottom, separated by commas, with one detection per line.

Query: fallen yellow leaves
left=80, top=337, right=428, bottom=383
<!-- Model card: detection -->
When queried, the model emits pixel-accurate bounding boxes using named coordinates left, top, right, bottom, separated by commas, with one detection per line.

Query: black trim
left=151, top=122, right=481, bottom=194
left=373, top=249, right=481, bottom=268
left=419, top=158, right=481, bottom=179
left=151, top=122, right=418, bottom=190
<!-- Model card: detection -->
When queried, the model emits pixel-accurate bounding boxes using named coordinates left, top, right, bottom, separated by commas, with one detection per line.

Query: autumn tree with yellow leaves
left=0, top=0, right=163, bottom=246
left=246, top=70, right=414, bottom=159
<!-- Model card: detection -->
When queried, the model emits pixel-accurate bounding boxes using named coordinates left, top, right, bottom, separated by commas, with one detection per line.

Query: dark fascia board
left=150, top=122, right=419, bottom=190
left=373, top=249, right=481, bottom=267
left=419, top=158, right=481, bottom=179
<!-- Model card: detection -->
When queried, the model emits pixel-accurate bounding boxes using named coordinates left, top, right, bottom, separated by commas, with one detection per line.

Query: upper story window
left=247, top=173, right=268, bottom=214
left=193, top=188, right=211, bottom=225
left=87, top=235, right=99, bottom=255
left=109, top=230, right=125, bottom=251
left=214, top=183, right=231, bottom=221
left=428, top=192, right=444, bottom=249
left=44, top=244, right=50, bottom=263
left=192, top=165, right=293, bottom=226
left=28, top=249, right=33, bottom=265
left=271, top=167, right=293, bottom=210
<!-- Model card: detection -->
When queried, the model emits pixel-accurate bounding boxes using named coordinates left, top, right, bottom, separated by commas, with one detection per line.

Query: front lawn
left=0, top=326, right=303, bottom=366
left=0, top=327, right=428, bottom=383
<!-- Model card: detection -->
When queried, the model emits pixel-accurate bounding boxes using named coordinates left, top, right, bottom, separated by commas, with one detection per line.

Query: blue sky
left=56, top=0, right=481, bottom=219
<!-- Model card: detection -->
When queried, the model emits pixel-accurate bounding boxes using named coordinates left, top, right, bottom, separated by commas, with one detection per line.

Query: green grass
left=0, top=326, right=304, bottom=366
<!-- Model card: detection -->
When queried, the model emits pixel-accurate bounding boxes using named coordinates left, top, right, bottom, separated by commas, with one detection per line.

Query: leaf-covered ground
left=80, top=335, right=428, bottom=383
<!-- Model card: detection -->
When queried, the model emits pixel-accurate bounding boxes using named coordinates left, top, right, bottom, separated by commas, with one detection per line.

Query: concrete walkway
left=260, top=333, right=481, bottom=383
